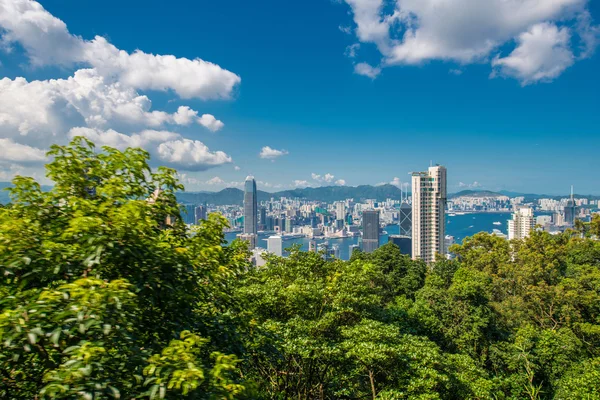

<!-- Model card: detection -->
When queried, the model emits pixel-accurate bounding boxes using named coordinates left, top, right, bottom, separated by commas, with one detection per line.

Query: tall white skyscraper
left=267, top=235, right=283, bottom=256
left=508, top=206, right=534, bottom=240
left=335, top=201, right=346, bottom=221
left=411, top=165, right=447, bottom=263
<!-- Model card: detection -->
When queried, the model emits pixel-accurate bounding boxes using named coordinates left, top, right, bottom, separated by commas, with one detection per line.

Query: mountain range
left=1, top=182, right=598, bottom=205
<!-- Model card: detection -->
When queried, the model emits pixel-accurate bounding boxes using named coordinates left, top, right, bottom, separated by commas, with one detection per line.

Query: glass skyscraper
left=362, top=210, right=380, bottom=253
left=243, top=176, right=258, bottom=235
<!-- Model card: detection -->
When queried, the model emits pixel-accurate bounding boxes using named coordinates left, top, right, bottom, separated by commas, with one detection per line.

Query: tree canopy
left=1, top=138, right=599, bottom=399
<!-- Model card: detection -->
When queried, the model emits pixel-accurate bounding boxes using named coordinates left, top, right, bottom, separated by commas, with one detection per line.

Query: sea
left=224, top=212, right=517, bottom=261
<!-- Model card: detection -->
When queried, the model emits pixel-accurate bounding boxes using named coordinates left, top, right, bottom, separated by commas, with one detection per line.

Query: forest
left=1, top=138, right=599, bottom=399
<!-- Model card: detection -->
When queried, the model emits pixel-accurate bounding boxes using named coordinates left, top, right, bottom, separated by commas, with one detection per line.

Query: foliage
left=2, top=138, right=599, bottom=399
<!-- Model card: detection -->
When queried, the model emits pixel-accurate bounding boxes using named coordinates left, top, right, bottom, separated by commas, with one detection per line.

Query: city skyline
left=0, top=1, right=599, bottom=194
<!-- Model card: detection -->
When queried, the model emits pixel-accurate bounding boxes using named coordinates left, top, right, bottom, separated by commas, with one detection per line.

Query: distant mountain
left=176, top=184, right=404, bottom=205
left=449, top=190, right=506, bottom=199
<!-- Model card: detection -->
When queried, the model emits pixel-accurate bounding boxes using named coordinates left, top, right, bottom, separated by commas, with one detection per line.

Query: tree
left=0, top=137, right=248, bottom=399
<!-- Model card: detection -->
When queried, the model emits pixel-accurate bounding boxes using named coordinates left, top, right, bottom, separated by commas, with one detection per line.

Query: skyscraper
left=241, top=176, right=258, bottom=249
left=399, top=201, right=412, bottom=237
left=508, top=205, right=534, bottom=240
left=244, top=176, right=257, bottom=235
left=411, top=165, right=447, bottom=263
left=362, top=210, right=380, bottom=253
left=564, top=186, right=577, bottom=226
left=259, top=206, right=267, bottom=230
left=194, top=205, right=207, bottom=225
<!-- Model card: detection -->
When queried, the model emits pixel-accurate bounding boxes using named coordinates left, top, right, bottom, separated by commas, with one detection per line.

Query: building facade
left=362, top=210, right=380, bottom=253
left=267, top=235, right=283, bottom=256
left=508, top=205, right=534, bottom=240
left=242, top=176, right=258, bottom=249
left=411, top=165, right=447, bottom=263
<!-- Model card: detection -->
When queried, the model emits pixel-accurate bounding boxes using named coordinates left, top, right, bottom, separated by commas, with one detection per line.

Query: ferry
left=493, top=221, right=502, bottom=226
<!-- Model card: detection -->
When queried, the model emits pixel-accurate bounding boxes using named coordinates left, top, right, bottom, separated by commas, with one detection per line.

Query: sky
left=0, top=0, right=599, bottom=195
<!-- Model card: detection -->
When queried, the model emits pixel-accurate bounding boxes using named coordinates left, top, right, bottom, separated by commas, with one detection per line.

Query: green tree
left=0, top=137, right=248, bottom=399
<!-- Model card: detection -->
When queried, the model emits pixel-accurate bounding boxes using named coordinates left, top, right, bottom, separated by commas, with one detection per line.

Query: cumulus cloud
left=354, top=62, right=381, bottom=78
left=198, top=114, right=225, bottom=132
left=0, top=0, right=233, bottom=176
left=459, top=181, right=482, bottom=189
left=203, top=176, right=243, bottom=187
left=0, top=72, right=224, bottom=149
left=341, top=0, right=597, bottom=83
left=293, top=180, right=310, bottom=188
left=259, top=146, right=289, bottom=159
left=69, top=128, right=232, bottom=171
left=233, top=166, right=241, bottom=171
left=311, top=173, right=336, bottom=183
left=389, top=177, right=403, bottom=188
left=492, top=23, right=574, bottom=85
left=0, top=138, right=46, bottom=163
left=335, top=179, right=346, bottom=186
left=0, top=0, right=241, bottom=99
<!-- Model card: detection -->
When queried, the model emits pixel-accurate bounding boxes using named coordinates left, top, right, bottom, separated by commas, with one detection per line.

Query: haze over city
left=0, top=0, right=599, bottom=194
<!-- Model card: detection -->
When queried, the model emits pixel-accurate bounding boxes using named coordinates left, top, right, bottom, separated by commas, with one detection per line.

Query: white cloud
left=203, top=176, right=243, bottom=188
left=458, top=181, right=482, bottom=189
left=342, top=0, right=597, bottom=83
left=206, top=176, right=225, bottom=185
left=0, top=69, right=224, bottom=145
left=69, top=127, right=232, bottom=171
left=339, top=25, right=353, bottom=35
left=491, top=23, right=574, bottom=85
left=310, top=172, right=346, bottom=186
left=354, top=62, right=381, bottom=78
left=259, top=146, right=289, bottom=159
left=0, top=138, right=46, bottom=163
left=311, top=173, right=337, bottom=184
left=293, top=180, right=310, bottom=188
left=156, top=139, right=232, bottom=171
left=0, top=0, right=233, bottom=175
left=198, top=114, right=225, bottom=132
left=0, top=0, right=241, bottom=99
left=345, top=43, right=360, bottom=58
left=388, top=177, right=402, bottom=187
left=234, top=166, right=241, bottom=171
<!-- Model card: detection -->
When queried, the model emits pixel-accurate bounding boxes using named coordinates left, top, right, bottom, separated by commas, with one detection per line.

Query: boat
left=493, top=221, right=502, bottom=226
left=448, top=213, right=456, bottom=217
left=468, top=225, right=474, bottom=228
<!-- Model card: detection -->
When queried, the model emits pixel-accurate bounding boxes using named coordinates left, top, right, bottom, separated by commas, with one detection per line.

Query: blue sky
left=0, top=0, right=599, bottom=194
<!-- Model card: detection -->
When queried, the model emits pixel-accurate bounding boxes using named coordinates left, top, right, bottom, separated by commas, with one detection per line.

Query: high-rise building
left=309, top=239, right=317, bottom=253
left=411, top=165, right=447, bottom=263
left=399, top=201, right=412, bottom=237
left=243, top=176, right=257, bottom=235
left=194, top=205, right=207, bottom=224
left=267, top=235, right=283, bottom=256
left=564, top=186, right=577, bottom=226
left=259, top=206, right=267, bottom=230
left=362, top=210, right=380, bottom=253
left=508, top=206, right=534, bottom=240
left=242, top=176, right=258, bottom=249
left=335, top=202, right=346, bottom=222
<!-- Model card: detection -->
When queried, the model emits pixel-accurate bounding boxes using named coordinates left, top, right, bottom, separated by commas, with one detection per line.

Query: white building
left=267, top=235, right=283, bottom=256
left=508, top=206, right=534, bottom=240
left=411, top=165, right=447, bottom=263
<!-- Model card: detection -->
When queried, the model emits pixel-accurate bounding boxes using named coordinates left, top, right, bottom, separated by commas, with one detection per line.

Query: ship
left=493, top=221, right=502, bottom=226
